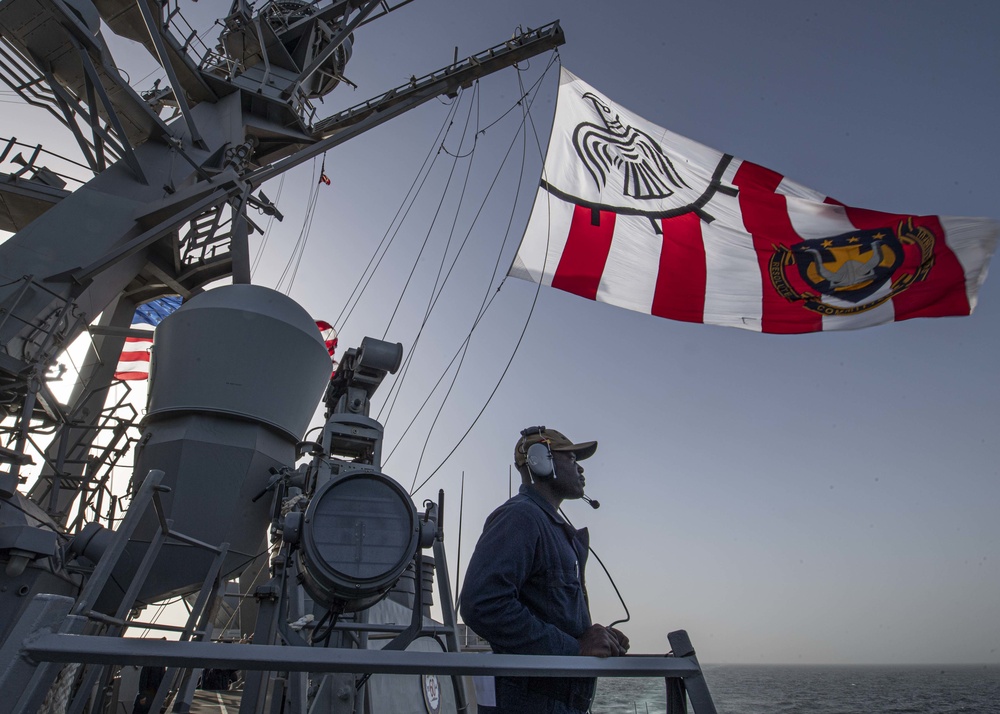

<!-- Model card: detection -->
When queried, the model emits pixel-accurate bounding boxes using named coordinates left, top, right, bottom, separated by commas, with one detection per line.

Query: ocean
left=590, top=665, right=1000, bottom=714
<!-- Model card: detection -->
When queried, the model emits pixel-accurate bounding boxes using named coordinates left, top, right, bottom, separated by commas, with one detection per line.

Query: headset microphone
left=582, top=495, right=600, bottom=509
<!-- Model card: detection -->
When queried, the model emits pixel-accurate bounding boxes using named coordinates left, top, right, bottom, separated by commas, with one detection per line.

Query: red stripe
left=114, top=371, right=149, bottom=381
left=651, top=212, right=706, bottom=323
left=733, top=161, right=823, bottom=333
left=119, top=351, right=151, bottom=362
left=551, top=205, right=617, bottom=300
left=125, top=336, right=153, bottom=343
left=832, top=203, right=970, bottom=320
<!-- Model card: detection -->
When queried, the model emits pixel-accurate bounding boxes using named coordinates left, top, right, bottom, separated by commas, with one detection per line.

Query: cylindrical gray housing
left=147, top=284, right=332, bottom=441
left=93, top=286, right=330, bottom=613
left=95, top=415, right=287, bottom=612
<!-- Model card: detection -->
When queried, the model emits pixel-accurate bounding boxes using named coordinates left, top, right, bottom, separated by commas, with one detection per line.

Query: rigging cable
left=406, top=55, right=561, bottom=497
left=216, top=541, right=282, bottom=637
left=378, top=54, right=559, bottom=436
left=333, top=56, right=552, bottom=343
left=424, top=54, right=558, bottom=322
left=250, top=173, right=286, bottom=277
left=274, top=156, right=324, bottom=295
left=473, top=62, right=555, bottom=138
left=401, top=87, right=485, bottom=477
left=378, top=82, right=480, bottom=342
left=375, top=83, right=481, bottom=426
left=404, top=75, right=534, bottom=488
left=373, top=55, right=554, bottom=426
left=372, top=53, right=558, bottom=470
left=333, top=93, right=466, bottom=334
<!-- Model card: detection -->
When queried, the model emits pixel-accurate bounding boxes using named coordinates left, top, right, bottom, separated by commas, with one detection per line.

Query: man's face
left=551, top=450, right=586, bottom=500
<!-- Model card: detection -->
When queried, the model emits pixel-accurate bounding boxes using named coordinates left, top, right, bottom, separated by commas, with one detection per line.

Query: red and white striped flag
left=115, top=331, right=154, bottom=380
left=509, top=68, right=999, bottom=333
left=114, top=296, right=181, bottom=380
left=316, top=319, right=338, bottom=372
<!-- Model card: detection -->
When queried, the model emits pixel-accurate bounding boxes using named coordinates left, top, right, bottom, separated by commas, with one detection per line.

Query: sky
left=3, top=0, right=1000, bottom=667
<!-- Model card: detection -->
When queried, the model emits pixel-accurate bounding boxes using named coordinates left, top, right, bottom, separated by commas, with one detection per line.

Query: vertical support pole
left=354, top=605, right=369, bottom=714
left=9, top=384, right=38, bottom=480
left=47, top=421, right=71, bottom=512
left=84, top=74, right=107, bottom=170
left=170, top=628, right=211, bottom=714
left=230, top=193, right=252, bottom=284
left=666, top=675, right=686, bottom=714
left=434, top=534, right=470, bottom=713
left=667, top=630, right=717, bottom=714
left=151, top=542, right=231, bottom=714
left=285, top=572, right=308, bottom=714
left=238, top=579, right=284, bottom=714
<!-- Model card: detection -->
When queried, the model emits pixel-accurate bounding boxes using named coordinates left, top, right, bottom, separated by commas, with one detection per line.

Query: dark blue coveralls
left=461, top=485, right=594, bottom=713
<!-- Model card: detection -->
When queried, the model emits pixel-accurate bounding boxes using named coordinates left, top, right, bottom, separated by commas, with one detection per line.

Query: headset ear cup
left=526, top=442, right=554, bottom=480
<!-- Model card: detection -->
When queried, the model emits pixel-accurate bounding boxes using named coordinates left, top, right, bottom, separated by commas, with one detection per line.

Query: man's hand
left=608, top=626, right=629, bottom=652
left=577, top=624, right=630, bottom=657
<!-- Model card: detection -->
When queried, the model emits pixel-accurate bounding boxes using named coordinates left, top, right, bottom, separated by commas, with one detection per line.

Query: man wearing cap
left=461, top=426, right=629, bottom=713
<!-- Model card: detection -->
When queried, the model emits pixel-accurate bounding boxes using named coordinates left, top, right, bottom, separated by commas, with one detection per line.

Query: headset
left=521, top=426, right=601, bottom=509
left=520, top=426, right=556, bottom=480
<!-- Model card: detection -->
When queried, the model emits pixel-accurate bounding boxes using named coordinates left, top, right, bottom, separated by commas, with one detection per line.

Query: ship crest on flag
left=771, top=219, right=935, bottom=317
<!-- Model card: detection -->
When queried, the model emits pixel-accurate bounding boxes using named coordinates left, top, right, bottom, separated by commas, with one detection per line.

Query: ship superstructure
left=0, top=0, right=717, bottom=711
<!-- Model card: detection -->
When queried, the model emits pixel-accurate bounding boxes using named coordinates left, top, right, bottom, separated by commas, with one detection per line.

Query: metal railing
left=13, top=624, right=718, bottom=714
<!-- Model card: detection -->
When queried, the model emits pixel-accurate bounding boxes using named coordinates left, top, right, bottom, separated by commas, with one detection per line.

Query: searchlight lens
left=298, top=472, right=419, bottom=611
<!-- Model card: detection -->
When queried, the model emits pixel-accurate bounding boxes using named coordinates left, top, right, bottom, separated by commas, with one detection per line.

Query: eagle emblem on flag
left=770, top=219, right=936, bottom=316
left=545, top=80, right=735, bottom=223
left=573, top=92, right=689, bottom=200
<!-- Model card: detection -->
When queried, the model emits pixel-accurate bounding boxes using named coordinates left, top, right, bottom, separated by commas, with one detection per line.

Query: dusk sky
left=4, top=0, right=999, bottom=666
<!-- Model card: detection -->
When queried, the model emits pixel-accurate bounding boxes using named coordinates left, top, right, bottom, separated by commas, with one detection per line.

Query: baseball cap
left=514, top=426, right=598, bottom=467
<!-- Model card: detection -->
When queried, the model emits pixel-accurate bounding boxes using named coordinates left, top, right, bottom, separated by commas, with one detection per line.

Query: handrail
left=23, top=634, right=700, bottom=678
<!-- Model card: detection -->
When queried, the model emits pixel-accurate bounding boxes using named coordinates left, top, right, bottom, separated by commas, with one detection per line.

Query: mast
left=0, top=0, right=563, bottom=521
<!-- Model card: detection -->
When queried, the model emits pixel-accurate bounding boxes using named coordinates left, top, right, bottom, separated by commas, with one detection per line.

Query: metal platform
left=0, top=172, right=68, bottom=232
left=0, top=0, right=165, bottom=148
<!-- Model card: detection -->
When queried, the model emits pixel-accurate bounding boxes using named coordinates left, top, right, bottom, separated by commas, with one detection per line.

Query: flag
left=316, top=320, right=338, bottom=361
left=315, top=319, right=339, bottom=375
left=114, top=296, right=182, bottom=380
left=508, top=68, right=999, bottom=333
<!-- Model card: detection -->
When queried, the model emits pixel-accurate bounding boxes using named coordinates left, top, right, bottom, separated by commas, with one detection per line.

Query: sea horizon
left=701, top=662, right=1000, bottom=668
left=592, top=663, right=1000, bottom=714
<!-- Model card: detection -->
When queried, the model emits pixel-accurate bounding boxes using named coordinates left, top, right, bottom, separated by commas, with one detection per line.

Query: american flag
left=116, top=298, right=338, bottom=380
left=114, top=296, right=182, bottom=381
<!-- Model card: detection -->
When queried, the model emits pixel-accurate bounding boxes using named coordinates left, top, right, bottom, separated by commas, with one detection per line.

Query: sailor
left=461, top=426, right=629, bottom=713
left=132, top=662, right=165, bottom=714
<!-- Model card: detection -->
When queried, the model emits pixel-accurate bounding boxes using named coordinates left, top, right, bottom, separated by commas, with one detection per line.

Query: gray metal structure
left=0, top=0, right=719, bottom=711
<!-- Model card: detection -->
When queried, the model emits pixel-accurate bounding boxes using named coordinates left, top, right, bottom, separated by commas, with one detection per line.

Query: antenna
left=454, top=471, right=465, bottom=607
